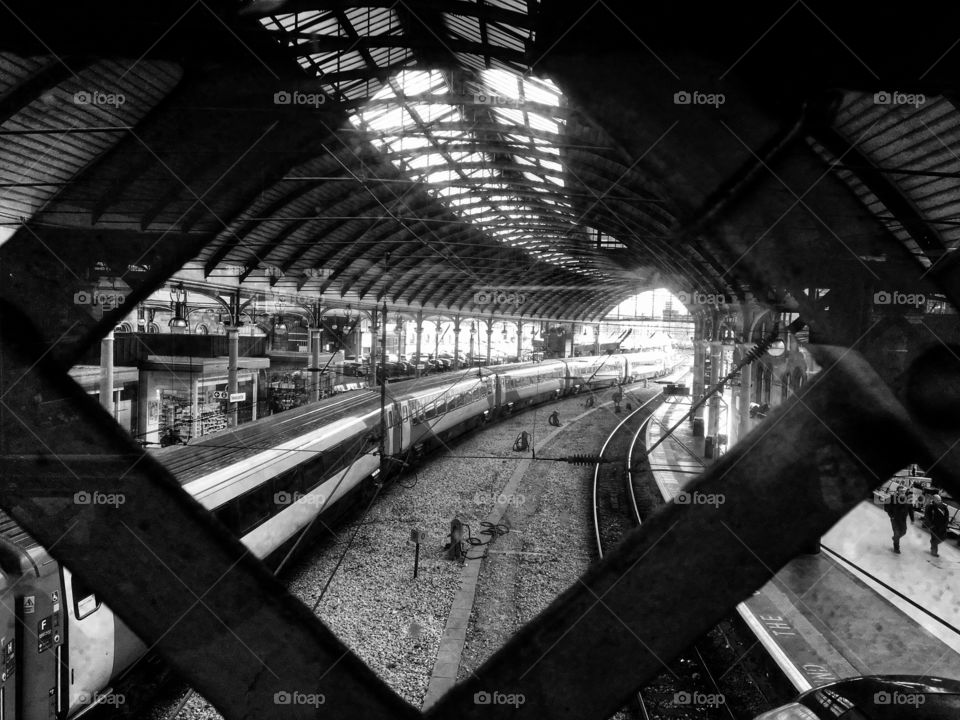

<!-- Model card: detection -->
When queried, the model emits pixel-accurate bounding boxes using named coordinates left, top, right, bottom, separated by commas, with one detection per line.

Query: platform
left=647, top=399, right=960, bottom=690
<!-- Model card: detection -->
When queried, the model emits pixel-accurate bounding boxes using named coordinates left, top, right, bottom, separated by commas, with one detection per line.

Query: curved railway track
left=591, top=392, right=760, bottom=720
left=591, top=393, right=662, bottom=720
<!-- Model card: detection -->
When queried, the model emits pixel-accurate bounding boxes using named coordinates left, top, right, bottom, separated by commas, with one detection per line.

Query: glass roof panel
left=351, top=68, right=617, bottom=273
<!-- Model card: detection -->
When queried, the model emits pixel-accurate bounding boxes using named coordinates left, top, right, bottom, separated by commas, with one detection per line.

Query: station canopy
left=1, top=2, right=959, bottom=360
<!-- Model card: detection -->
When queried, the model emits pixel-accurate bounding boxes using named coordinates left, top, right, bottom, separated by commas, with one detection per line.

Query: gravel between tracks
left=152, top=385, right=654, bottom=719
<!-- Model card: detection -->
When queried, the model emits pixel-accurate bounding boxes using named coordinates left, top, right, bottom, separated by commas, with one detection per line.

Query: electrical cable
left=457, top=520, right=510, bottom=559
left=311, top=482, right=385, bottom=612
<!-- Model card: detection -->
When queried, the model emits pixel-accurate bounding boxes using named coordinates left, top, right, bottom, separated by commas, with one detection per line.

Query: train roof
left=153, top=389, right=380, bottom=483
left=0, top=509, right=40, bottom=552
left=0, top=509, right=50, bottom=575
left=386, top=367, right=494, bottom=400
left=490, top=359, right=566, bottom=374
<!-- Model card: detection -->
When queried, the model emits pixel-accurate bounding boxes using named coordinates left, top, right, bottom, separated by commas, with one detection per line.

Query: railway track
left=592, top=394, right=768, bottom=720
left=590, top=392, right=661, bottom=720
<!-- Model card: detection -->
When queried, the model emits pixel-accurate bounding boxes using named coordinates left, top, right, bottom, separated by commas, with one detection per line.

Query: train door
left=384, top=405, right=399, bottom=458
left=62, top=567, right=115, bottom=715
left=16, top=553, right=66, bottom=720
left=0, top=570, right=17, bottom=720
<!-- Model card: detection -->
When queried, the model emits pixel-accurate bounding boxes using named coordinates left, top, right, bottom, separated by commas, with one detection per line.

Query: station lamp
left=168, top=283, right=189, bottom=330
left=767, top=339, right=786, bottom=357
left=273, top=298, right=287, bottom=334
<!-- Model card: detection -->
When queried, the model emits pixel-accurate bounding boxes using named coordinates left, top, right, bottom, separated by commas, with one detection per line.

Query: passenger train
left=0, top=350, right=685, bottom=719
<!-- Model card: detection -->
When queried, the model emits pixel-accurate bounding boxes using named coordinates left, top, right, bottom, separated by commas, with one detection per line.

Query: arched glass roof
left=349, top=68, right=602, bottom=274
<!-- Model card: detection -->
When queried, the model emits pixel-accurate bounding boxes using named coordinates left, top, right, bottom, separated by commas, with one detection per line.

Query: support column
left=706, top=340, right=723, bottom=458
left=485, top=321, right=493, bottom=365
left=516, top=320, right=524, bottom=360
left=594, top=323, right=601, bottom=356
left=737, top=344, right=754, bottom=445
left=99, top=330, right=115, bottom=417
left=310, top=327, right=322, bottom=402
left=453, top=316, right=461, bottom=371
left=435, top=320, right=441, bottom=360
left=370, top=308, right=379, bottom=386
left=227, top=327, right=239, bottom=428
left=691, top=323, right=706, bottom=436
left=735, top=305, right=755, bottom=446
left=415, top=311, right=424, bottom=377
left=468, top=321, right=476, bottom=364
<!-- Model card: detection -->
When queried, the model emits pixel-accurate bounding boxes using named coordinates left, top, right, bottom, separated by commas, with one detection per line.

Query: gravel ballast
left=151, top=386, right=653, bottom=719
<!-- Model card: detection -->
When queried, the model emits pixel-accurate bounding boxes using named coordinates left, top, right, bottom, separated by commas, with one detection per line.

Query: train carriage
left=0, top=512, right=144, bottom=720
left=621, top=351, right=667, bottom=382
left=393, top=373, right=497, bottom=457
left=0, top=350, right=692, bottom=718
left=562, top=355, right=627, bottom=393
left=494, top=360, right=566, bottom=413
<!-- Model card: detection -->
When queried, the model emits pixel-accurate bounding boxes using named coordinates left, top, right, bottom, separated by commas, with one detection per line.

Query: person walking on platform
left=884, top=488, right=914, bottom=554
left=924, top=494, right=950, bottom=557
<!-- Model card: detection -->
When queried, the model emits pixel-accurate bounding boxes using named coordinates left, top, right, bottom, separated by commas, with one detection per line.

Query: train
left=0, top=349, right=685, bottom=719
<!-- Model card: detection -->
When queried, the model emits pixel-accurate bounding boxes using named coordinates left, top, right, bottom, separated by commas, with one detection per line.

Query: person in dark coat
left=884, top=488, right=914, bottom=554
left=924, top=494, right=950, bottom=557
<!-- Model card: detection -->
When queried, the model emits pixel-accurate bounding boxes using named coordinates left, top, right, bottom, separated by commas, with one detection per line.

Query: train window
left=72, top=573, right=100, bottom=619
left=213, top=501, right=242, bottom=536
left=238, top=485, right=273, bottom=534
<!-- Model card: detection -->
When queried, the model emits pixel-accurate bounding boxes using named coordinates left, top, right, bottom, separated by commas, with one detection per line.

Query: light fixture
left=767, top=339, right=786, bottom=357
left=274, top=297, right=287, bottom=334
left=168, top=283, right=188, bottom=330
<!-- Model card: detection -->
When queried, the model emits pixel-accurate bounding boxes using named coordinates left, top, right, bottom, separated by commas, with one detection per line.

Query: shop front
left=139, top=355, right=269, bottom=448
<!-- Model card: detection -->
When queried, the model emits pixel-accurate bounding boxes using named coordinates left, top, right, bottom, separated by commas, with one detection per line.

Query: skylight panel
left=522, top=77, right=562, bottom=105
left=350, top=69, right=600, bottom=273
left=486, top=24, right=526, bottom=51
left=526, top=112, right=560, bottom=134
left=315, top=50, right=367, bottom=74
left=344, top=7, right=399, bottom=36
left=365, top=105, right=408, bottom=132
left=487, top=0, right=528, bottom=10
left=483, top=69, right=521, bottom=99
left=445, top=15, right=483, bottom=42
left=453, top=53, right=487, bottom=71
